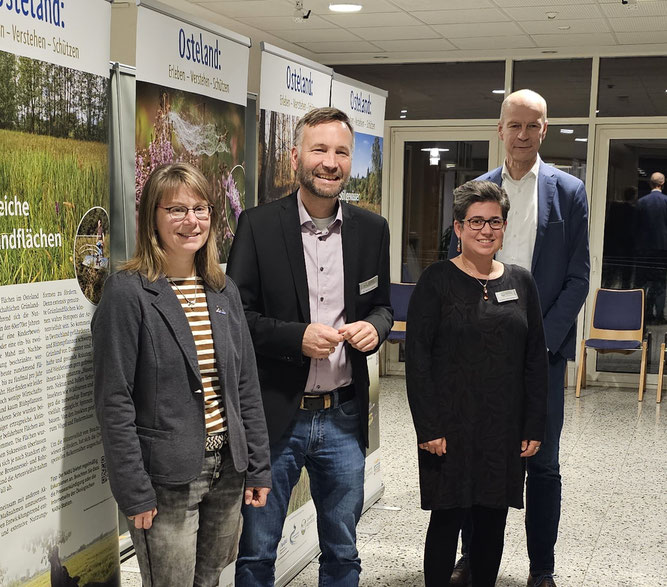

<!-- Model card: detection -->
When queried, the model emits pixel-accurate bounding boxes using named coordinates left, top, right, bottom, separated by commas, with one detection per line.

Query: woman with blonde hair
left=92, top=162, right=270, bottom=587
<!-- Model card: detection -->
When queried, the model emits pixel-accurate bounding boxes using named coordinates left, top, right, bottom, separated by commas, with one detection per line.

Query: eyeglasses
left=461, top=216, right=505, bottom=231
left=158, top=205, right=212, bottom=221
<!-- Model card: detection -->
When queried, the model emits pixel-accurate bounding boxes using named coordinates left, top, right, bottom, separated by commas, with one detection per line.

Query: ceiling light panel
left=304, top=0, right=395, bottom=11
left=329, top=4, right=363, bottom=13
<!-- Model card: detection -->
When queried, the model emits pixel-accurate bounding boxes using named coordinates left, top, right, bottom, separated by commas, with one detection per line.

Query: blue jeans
left=461, top=354, right=566, bottom=576
left=235, top=398, right=366, bottom=587
left=128, top=446, right=245, bottom=587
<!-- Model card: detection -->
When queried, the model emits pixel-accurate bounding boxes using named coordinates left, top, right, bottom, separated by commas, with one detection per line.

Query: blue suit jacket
left=450, top=162, right=590, bottom=360
left=635, top=190, right=667, bottom=251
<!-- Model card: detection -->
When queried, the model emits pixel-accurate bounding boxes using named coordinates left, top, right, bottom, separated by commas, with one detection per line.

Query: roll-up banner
left=258, top=43, right=332, bottom=205
left=0, top=1, right=119, bottom=586
left=330, top=74, right=387, bottom=216
left=135, top=0, right=249, bottom=262
left=330, top=74, right=388, bottom=502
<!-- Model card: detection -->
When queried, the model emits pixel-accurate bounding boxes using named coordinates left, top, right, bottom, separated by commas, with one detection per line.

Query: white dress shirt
left=496, top=156, right=541, bottom=271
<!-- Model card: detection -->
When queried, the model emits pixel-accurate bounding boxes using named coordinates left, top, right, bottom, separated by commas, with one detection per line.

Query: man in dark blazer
left=450, top=90, right=589, bottom=587
left=228, top=107, right=393, bottom=586
left=635, top=172, right=667, bottom=322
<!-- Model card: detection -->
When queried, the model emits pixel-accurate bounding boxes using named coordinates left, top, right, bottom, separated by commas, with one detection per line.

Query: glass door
left=385, top=126, right=500, bottom=373
left=588, top=125, right=667, bottom=386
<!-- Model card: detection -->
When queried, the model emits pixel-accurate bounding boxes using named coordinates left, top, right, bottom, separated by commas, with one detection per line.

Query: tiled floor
left=121, top=375, right=667, bottom=586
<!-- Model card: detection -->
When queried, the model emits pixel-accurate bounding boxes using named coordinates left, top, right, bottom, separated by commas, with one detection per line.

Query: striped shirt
left=169, top=276, right=227, bottom=437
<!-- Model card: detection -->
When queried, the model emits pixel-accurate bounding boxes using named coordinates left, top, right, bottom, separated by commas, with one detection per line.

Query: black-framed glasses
left=158, top=205, right=212, bottom=221
left=461, top=216, right=505, bottom=231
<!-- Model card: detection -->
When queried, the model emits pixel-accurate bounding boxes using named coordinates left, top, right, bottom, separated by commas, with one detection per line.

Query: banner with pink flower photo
left=135, top=1, right=250, bottom=261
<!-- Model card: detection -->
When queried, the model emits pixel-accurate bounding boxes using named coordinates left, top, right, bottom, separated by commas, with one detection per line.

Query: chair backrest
left=387, top=283, right=415, bottom=342
left=390, top=282, right=414, bottom=323
left=589, top=288, right=644, bottom=342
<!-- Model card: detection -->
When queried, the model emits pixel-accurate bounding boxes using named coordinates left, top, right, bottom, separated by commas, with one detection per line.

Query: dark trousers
left=462, top=354, right=566, bottom=576
left=424, top=506, right=508, bottom=587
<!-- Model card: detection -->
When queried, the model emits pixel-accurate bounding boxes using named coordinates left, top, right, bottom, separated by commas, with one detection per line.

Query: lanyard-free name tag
left=359, top=275, right=379, bottom=295
left=495, top=289, right=518, bottom=303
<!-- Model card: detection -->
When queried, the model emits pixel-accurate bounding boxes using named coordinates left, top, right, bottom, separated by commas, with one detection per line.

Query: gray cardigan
left=92, top=271, right=271, bottom=516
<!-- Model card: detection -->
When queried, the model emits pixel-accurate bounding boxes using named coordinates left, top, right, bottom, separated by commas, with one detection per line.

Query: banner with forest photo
left=331, top=75, right=387, bottom=216
left=135, top=3, right=249, bottom=262
left=0, top=1, right=119, bottom=586
left=258, top=46, right=332, bottom=205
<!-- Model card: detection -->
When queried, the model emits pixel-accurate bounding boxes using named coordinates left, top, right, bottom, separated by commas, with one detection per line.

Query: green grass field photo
left=0, top=52, right=109, bottom=287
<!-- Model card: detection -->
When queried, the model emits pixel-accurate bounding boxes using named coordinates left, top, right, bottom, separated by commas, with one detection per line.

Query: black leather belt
left=299, top=385, right=355, bottom=410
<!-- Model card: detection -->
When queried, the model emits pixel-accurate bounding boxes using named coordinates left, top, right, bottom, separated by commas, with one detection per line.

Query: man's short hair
left=294, top=107, right=354, bottom=151
left=649, top=172, right=665, bottom=189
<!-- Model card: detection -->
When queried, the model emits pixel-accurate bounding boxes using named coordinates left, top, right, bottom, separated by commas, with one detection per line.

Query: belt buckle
left=323, top=393, right=332, bottom=409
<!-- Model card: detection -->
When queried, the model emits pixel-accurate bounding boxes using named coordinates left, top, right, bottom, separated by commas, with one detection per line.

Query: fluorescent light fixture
left=419, top=147, right=450, bottom=166
left=329, top=3, right=362, bottom=12
left=446, top=163, right=456, bottom=168
left=400, top=115, right=406, bottom=119
left=492, top=89, right=505, bottom=94
left=559, top=128, right=574, bottom=134
left=400, top=109, right=408, bottom=113
left=575, top=138, right=588, bottom=142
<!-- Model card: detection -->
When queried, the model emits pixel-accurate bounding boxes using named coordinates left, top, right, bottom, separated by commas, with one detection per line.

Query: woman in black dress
left=406, top=180, right=548, bottom=587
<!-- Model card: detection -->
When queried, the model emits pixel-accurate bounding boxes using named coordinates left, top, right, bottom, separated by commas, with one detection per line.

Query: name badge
left=359, top=275, right=379, bottom=295
left=495, top=289, right=518, bottom=303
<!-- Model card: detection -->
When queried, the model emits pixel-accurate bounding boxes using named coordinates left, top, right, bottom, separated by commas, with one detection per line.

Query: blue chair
left=575, top=288, right=648, bottom=401
left=387, top=283, right=414, bottom=343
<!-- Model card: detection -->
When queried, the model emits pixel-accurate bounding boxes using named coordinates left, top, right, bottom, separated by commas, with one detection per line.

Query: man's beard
left=297, top=160, right=348, bottom=199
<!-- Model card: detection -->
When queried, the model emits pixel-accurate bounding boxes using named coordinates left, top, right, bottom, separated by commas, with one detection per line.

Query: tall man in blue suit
left=450, top=89, right=590, bottom=587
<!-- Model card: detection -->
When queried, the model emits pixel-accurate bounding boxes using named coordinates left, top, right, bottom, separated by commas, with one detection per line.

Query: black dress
left=406, top=261, right=548, bottom=511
